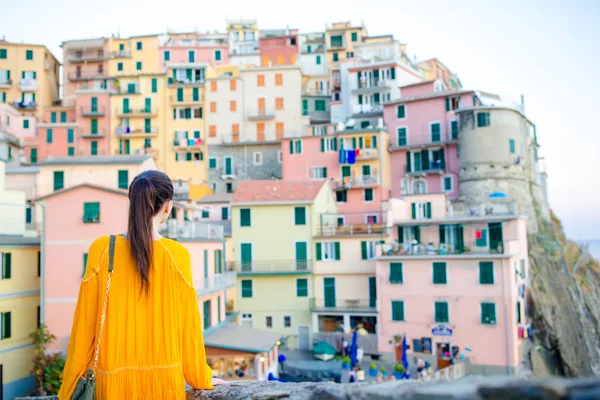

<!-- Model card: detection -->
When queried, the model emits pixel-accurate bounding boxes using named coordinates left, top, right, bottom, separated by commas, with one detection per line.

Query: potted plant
left=368, top=362, right=377, bottom=376
left=335, top=354, right=342, bottom=361
left=342, top=356, right=351, bottom=369
left=463, top=246, right=472, bottom=254
left=393, top=364, right=405, bottom=379
left=380, top=366, right=387, bottom=378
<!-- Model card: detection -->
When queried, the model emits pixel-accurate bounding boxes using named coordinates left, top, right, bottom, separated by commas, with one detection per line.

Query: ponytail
left=127, top=170, right=174, bottom=291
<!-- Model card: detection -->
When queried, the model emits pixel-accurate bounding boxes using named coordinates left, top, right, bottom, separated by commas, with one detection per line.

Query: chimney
left=520, top=94, right=525, bottom=112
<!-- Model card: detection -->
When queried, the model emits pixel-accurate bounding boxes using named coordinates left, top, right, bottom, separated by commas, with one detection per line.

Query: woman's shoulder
left=156, top=238, right=193, bottom=285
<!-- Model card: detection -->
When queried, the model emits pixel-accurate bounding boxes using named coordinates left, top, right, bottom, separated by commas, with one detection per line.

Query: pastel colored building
left=0, top=160, right=41, bottom=398
left=231, top=180, right=336, bottom=350
left=160, top=32, right=229, bottom=70
left=376, top=193, right=529, bottom=374
left=0, top=104, right=23, bottom=166
left=282, top=125, right=392, bottom=217
left=417, top=58, right=462, bottom=90
left=299, top=33, right=331, bottom=124
left=205, top=70, right=243, bottom=145
left=259, top=29, right=299, bottom=67
left=196, top=193, right=233, bottom=222
left=298, top=33, right=327, bottom=77
left=4, top=166, right=39, bottom=232
left=25, top=106, right=80, bottom=163
left=0, top=40, right=60, bottom=117
left=227, top=18, right=260, bottom=66
left=383, top=81, right=477, bottom=199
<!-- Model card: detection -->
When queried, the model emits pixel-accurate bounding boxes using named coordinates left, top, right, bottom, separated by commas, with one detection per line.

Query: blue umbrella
left=489, top=192, right=508, bottom=199
left=350, top=330, right=358, bottom=368
left=401, top=336, right=409, bottom=370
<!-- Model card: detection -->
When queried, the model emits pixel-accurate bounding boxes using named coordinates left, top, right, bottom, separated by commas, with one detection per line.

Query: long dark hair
left=127, top=170, right=174, bottom=290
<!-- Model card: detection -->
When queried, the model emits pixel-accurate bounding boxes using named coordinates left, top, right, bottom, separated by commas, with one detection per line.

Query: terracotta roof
left=35, top=183, right=128, bottom=202
left=232, top=180, right=325, bottom=204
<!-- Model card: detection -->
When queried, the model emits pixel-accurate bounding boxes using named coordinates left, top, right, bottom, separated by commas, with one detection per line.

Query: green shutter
left=426, top=202, right=432, bottom=219
left=476, top=229, right=488, bottom=247
left=91, top=141, right=98, bottom=155
left=30, top=148, right=37, bottom=164
left=294, top=207, right=306, bottom=225
left=334, top=242, right=341, bottom=260
left=479, top=262, right=494, bottom=284
left=481, top=302, right=496, bottom=324
left=67, top=129, right=74, bottom=143
left=192, top=87, right=199, bottom=101
left=298, top=140, right=302, bottom=153
left=316, top=242, right=322, bottom=261
left=240, top=208, right=251, bottom=226
left=241, top=280, right=253, bottom=298
left=359, top=137, right=364, bottom=149
left=151, top=78, right=158, bottom=93
left=83, top=253, right=88, bottom=277
left=439, top=225, right=446, bottom=244
left=46, top=129, right=53, bottom=143
left=324, top=278, right=336, bottom=307
left=517, top=302, right=521, bottom=324
left=296, top=278, right=308, bottom=297
left=2, top=312, right=11, bottom=339
left=240, top=244, right=252, bottom=271
left=2, top=253, right=11, bottom=279
left=221, top=207, right=228, bottom=220
left=361, top=241, right=367, bottom=260
left=289, top=140, right=294, bottom=154
left=397, top=226, right=404, bottom=244
left=445, top=98, right=450, bottom=111
left=411, top=203, right=416, bottom=219
left=391, top=301, right=404, bottom=321
left=50, top=112, right=56, bottom=123
left=352, top=137, right=357, bottom=149
left=397, top=105, right=405, bottom=118
left=433, top=262, right=447, bottom=284
left=320, top=138, right=325, bottom=152
left=53, top=171, right=64, bottom=191
left=118, top=170, right=129, bottom=190
left=389, top=263, right=403, bottom=284
left=91, top=118, right=98, bottom=134
left=435, top=302, right=449, bottom=323
left=372, top=135, right=377, bottom=148
left=406, top=151, right=411, bottom=172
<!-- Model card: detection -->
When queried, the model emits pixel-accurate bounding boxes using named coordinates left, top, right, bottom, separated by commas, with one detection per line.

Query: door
left=224, top=157, right=232, bottom=175
left=369, top=276, right=377, bottom=308
left=91, top=97, right=97, bottom=112
left=122, top=98, right=130, bottom=114
left=127, top=83, right=136, bottom=94
left=362, top=165, right=371, bottom=177
left=324, top=277, right=336, bottom=308
left=91, top=119, right=98, bottom=134
left=297, top=326, right=310, bottom=350
left=436, top=342, right=452, bottom=370
left=241, top=243, right=252, bottom=271
left=144, top=118, right=151, bottom=133
left=124, top=139, right=130, bottom=155
left=295, top=242, right=308, bottom=271
left=145, top=98, right=151, bottom=112
left=413, top=180, right=426, bottom=194
left=488, top=223, right=503, bottom=253
left=258, top=97, right=266, bottom=114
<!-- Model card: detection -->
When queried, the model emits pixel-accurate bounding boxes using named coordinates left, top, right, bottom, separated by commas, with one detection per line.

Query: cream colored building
left=205, top=73, right=244, bottom=145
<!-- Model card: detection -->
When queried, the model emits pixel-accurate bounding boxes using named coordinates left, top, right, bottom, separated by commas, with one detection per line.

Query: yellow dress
left=58, top=236, right=214, bottom=399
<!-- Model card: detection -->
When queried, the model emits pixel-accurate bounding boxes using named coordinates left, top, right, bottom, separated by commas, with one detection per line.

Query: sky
left=3, top=0, right=599, bottom=240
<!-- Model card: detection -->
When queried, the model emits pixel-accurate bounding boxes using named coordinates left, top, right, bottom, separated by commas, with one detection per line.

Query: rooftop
left=385, top=89, right=475, bottom=106
left=196, top=193, right=233, bottom=204
left=35, top=183, right=128, bottom=202
left=204, top=323, right=281, bottom=353
left=232, top=180, right=325, bottom=205
left=5, top=166, right=40, bottom=175
left=38, top=155, right=152, bottom=166
left=0, top=235, right=40, bottom=247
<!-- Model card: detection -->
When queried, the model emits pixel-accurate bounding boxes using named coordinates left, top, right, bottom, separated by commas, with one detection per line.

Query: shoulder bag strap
left=92, top=235, right=116, bottom=373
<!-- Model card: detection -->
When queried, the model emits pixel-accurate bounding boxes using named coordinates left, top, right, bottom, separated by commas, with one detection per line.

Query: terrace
left=316, top=211, right=387, bottom=237
left=229, top=260, right=312, bottom=276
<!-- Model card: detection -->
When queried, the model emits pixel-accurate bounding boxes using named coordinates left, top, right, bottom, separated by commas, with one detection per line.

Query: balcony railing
left=80, top=129, right=107, bottom=138
left=68, top=53, right=107, bottom=63
left=351, top=79, right=393, bottom=94
left=219, top=166, right=238, bottom=177
left=113, top=86, right=141, bottom=95
left=0, top=79, right=13, bottom=88
left=80, top=106, right=106, bottom=117
left=174, top=137, right=203, bottom=148
left=169, top=95, right=204, bottom=104
left=352, top=104, right=383, bottom=116
left=405, top=160, right=446, bottom=175
left=12, top=101, right=37, bottom=110
left=310, top=298, right=376, bottom=311
left=332, top=175, right=379, bottom=190
left=356, top=148, right=379, bottom=160
left=76, top=82, right=115, bottom=93
left=195, top=271, right=237, bottom=297
left=229, top=260, right=312, bottom=274
left=110, top=50, right=132, bottom=59
left=168, top=78, right=206, bottom=86
left=309, top=111, right=331, bottom=122
left=116, top=107, right=158, bottom=117
left=247, top=108, right=276, bottom=120
left=380, top=239, right=510, bottom=257
left=116, top=126, right=159, bottom=137
left=316, top=223, right=386, bottom=236
left=69, top=72, right=108, bottom=81
left=160, top=220, right=224, bottom=240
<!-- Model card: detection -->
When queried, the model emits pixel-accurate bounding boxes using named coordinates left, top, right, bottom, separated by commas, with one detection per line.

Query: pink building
left=196, top=193, right=232, bottom=222
left=159, top=33, right=229, bottom=71
left=282, top=125, right=391, bottom=225
left=383, top=81, right=477, bottom=199
left=259, top=29, right=299, bottom=66
left=24, top=106, right=78, bottom=163
left=61, top=38, right=111, bottom=102
left=376, top=193, right=529, bottom=375
left=74, top=93, right=111, bottom=156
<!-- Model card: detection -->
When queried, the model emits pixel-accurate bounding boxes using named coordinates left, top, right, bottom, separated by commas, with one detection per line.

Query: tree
left=30, top=324, right=65, bottom=395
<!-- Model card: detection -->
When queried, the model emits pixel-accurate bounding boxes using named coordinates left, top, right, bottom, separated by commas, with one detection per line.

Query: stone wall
left=187, top=377, right=600, bottom=400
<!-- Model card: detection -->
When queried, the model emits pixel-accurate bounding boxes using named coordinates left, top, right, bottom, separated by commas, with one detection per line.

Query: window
left=520, top=259, right=526, bottom=278
left=479, top=262, right=494, bottom=284
left=201, top=209, right=209, bottom=219
left=26, top=207, right=32, bottom=224
left=320, top=137, right=336, bottom=152
left=257, top=74, right=265, bottom=86
left=164, top=50, right=170, bottom=61
left=136, top=41, right=142, bottom=50
left=336, top=190, right=347, bottom=203
left=118, top=170, right=129, bottom=190
left=294, top=207, right=306, bottom=225
left=430, top=122, right=441, bottom=142
left=517, top=302, right=522, bottom=324
left=351, top=32, right=358, bottom=42
left=481, top=302, right=496, bottom=324
left=397, top=127, right=407, bottom=146
left=391, top=301, right=404, bottom=321
left=229, top=100, right=236, bottom=112
left=277, top=150, right=282, bottom=163
left=316, top=55, right=322, bottom=65
left=477, top=112, right=490, bottom=127
left=91, top=141, right=98, bottom=155
left=26, top=49, right=33, bottom=60
left=346, top=52, right=353, bottom=58
left=450, top=120, right=458, bottom=140
left=289, top=139, right=302, bottom=154
left=0, top=49, right=6, bottom=59
left=275, top=97, right=284, bottom=110
left=203, top=300, right=211, bottom=329
left=311, top=167, right=327, bottom=179
left=136, top=61, right=142, bottom=71
left=509, top=139, right=516, bottom=154
left=151, top=78, right=158, bottom=93
left=433, top=262, right=447, bottom=284
left=240, top=208, right=251, bottom=227
left=226, top=183, right=233, bottom=193
left=296, top=278, right=308, bottom=297
left=53, top=171, right=64, bottom=191
left=389, top=263, right=403, bottom=283
left=30, top=148, right=37, bottom=164
left=361, top=241, right=376, bottom=260
left=210, top=101, right=216, bottom=112
left=265, top=316, right=273, bottom=329
left=209, top=158, right=216, bottom=169
left=397, top=104, right=406, bottom=119
left=83, top=202, right=100, bottom=223
left=364, top=188, right=373, bottom=202
left=443, top=176, right=453, bottom=192
left=283, top=315, right=292, bottom=328
left=241, top=280, right=253, bottom=298
left=188, top=50, right=195, bottom=63
left=411, top=202, right=432, bottom=219
left=435, top=301, right=449, bottom=323
left=117, top=62, right=123, bottom=71
left=215, top=50, right=222, bottom=61
left=1, top=253, right=11, bottom=279
left=221, top=207, right=229, bottom=221
left=314, top=99, right=326, bottom=111
left=23, top=119, right=29, bottom=129
left=210, top=81, right=217, bottom=92
left=253, top=152, right=262, bottom=165
left=275, top=74, right=283, bottom=86
left=316, top=242, right=340, bottom=261
left=46, top=129, right=53, bottom=144
left=330, top=35, right=343, bottom=47
left=37, top=251, right=41, bottom=277
left=332, top=52, right=339, bottom=62
left=0, top=312, right=11, bottom=339
left=230, top=80, right=236, bottom=91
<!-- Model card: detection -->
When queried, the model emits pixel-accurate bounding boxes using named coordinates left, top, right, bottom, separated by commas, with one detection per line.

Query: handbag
left=71, top=235, right=117, bottom=400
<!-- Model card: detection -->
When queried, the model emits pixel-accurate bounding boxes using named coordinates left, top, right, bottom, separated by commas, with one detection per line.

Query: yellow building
left=106, top=35, right=166, bottom=169
left=0, top=160, right=40, bottom=398
left=0, top=41, right=60, bottom=117
left=231, top=180, right=336, bottom=350
left=324, top=21, right=367, bottom=92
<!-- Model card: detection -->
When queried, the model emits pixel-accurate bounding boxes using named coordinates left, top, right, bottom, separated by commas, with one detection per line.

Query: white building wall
left=205, top=77, right=244, bottom=145
left=299, top=53, right=328, bottom=76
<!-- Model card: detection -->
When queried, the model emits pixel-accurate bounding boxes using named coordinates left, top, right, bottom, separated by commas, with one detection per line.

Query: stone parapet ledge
left=186, top=377, right=600, bottom=400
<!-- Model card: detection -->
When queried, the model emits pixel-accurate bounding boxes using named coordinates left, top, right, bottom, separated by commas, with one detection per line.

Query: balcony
left=76, top=82, right=115, bottom=94
left=80, top=129, right=107, bottom=139
left=405, top=160, right=446, bottom=176
left=316, top=222, right=386, bottom=237
left=168, top=78, right=206, bottom=87
left=69, top=72, right=108, bottom=81
left=116, top=126, right=159, bottom=138
left=0, top=79, right=12, bottom=89
left=80, top=106, right=106, bottom=117
left=110, top=50, right=132, bottom=59
left=352, top=104, right=383, bottom=117
left=160, top=220, right=224, bottom=240
left=389, top=138, right=458, bottom=152
left=310, top=298, right=376, bottom=313
left=302, top=87, right=330, bottom=97
left=229, top=260, right=312, bottom=275
left=356, top=148, right=379, bottom=161
left=195, top=271, right=237, bottom=297
left=380, top=238, right=513, bottom=258
left=247, top=108, right=276, bottom=120
left=68, top=52, right=107, bottom=63
left=219, top=166, right=238, bottom=179
left=351, top=79, right=393, bottom=95
left=332, top=175, right=379, bottom=190
left=115, top=107, right=158, bottom=117
left=113, top=86, right=141, bottom=96
left=12, top=101, right=37, bottom=110
left=309, top=111, right=331, bottom=123
left=170, top=95, right=204, bottom=106
left=173, top=137, right=203, bottom=149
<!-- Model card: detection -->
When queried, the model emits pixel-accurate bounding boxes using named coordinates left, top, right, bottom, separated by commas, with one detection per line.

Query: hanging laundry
left=475, top=230, right=483, bottom=239
left=355, top=149, right=361, bottom=158
left=347, top=150, right=356, bottom=165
